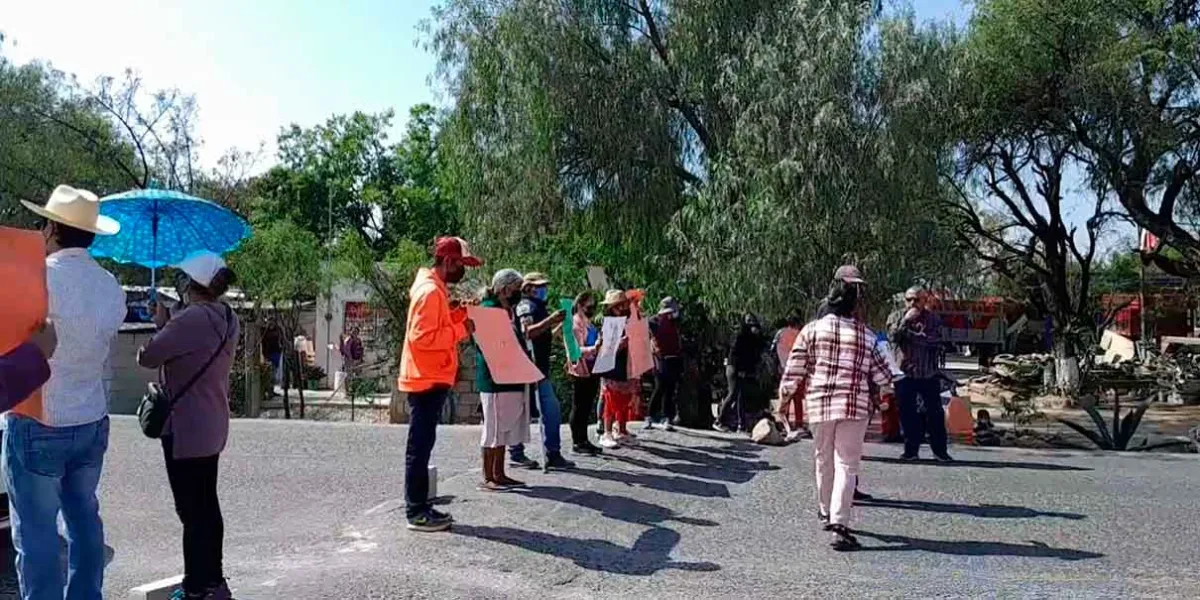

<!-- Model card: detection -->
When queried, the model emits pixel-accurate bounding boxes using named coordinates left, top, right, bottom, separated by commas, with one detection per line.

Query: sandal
left=477, top=481, right=511, bottom=492
left=497, top=477, right=526, bottom=488
left=828, top=524, right=862, bottom=552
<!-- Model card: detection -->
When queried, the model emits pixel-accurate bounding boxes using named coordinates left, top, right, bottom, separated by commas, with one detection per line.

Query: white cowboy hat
left=21, top=185, right=120, bottom=235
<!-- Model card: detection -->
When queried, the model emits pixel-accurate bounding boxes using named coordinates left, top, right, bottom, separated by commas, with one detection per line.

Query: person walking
left=509, top=272, right=574, bottom=471
left=779, top=276, right=893, bottom=552
left=137, top=252, right=240, bottom=600
left=566, top=291, right=604, bottom=455
left=475, top=269, right=531, bottom=491
left=260, top=318, right=283, bottom=391
left=595, top=290, right=636, bottom=449
left=888, top=286, right=953, bottom=462
left=771, top=310, right=806, bottom=433
left=645, top=297, right=683, bottom=431
left=7, top=185, right=126, bottom=600
left=396, top=237, right=481, bottom=532
left=716, top=314, right=765, bottom=432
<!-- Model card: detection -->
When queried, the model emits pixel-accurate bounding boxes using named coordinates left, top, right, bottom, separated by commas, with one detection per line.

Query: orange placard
left=627, top=314, right=654, bottom=378
left=776, top=327, right=800, bottom=367
left=467, top=306, right=545, bottom=385
left=0, top=227, right=47, bottom=355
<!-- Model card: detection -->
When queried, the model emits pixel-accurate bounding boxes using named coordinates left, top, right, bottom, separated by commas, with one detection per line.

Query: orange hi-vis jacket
left=397, top=268, right=469, bottom=393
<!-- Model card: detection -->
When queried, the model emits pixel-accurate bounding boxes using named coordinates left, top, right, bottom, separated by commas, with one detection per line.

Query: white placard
left=593, top=316, right=628, bottom=375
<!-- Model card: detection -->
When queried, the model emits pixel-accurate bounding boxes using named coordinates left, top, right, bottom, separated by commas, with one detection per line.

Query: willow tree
left=430, top=0, right=965, bottom=322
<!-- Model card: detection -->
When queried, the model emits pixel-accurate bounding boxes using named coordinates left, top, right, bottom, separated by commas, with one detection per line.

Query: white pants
left=812, top=418, right=869, bottom=527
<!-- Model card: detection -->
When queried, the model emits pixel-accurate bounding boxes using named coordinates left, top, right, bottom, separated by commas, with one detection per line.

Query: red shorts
left=601, top=388, right=636, bottom=423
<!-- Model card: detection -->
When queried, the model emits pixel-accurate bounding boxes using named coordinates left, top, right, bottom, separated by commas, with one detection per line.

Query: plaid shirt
left=778, top=314, right=892, bottom=423
left=887, top=309, right=943, bottom=379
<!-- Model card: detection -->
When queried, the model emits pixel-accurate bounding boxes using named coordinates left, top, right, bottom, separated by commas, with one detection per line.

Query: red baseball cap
left=434, top=236, right=483, bottom=267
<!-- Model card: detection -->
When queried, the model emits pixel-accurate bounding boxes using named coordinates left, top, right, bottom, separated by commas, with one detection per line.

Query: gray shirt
left=138, top=302, right=239, bottom=459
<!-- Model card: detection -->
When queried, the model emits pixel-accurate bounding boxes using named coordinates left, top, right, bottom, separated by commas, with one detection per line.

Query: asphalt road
left=6, top=416, right=1200, bottom=599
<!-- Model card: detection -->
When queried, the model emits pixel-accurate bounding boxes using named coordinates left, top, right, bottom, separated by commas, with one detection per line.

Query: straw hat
left=21, top=185, right=119, bottom=235
left=600, top=289, right=628, bottom=306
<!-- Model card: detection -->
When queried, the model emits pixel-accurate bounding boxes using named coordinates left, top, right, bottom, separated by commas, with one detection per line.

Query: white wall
left=314, top=282, right=373, bottom=383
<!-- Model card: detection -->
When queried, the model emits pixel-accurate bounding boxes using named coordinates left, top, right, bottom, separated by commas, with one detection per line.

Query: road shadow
left=858, top=498, right=1086, bottom=520
left=606, top=453, right=769, bottom=484
left=570, top=466, right=731, bottom=498
left=648, top=437, right=763, bottom=459
left=513, top=486, right=718, bottom=527
left=453, top=525, right=721, bottom=576
left=863, top=456, right=1092, bottom=472
left=673, top=430, right=765, bottom=454
left=638, top=442, right=779, bottom=472
left=854, top=531, right=1103, bottom=561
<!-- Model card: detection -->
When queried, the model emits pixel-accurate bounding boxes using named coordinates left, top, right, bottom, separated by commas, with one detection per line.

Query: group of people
left=0, top=186, right=958, bottom=600
left=2, top=186, right=240, bottom=600
left=395, top=239, right=688, bottom=531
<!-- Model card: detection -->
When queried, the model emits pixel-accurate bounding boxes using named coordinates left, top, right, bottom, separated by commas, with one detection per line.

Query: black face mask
left=507, top=290, right=523, bottom=304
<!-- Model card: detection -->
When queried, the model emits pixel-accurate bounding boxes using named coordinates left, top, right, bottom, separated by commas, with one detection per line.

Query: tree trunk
left=281, top=354, right=292, bottom=419
left=1053, top=340, right=1080, bottom=396
left=295, top=349, right=306, bottom=419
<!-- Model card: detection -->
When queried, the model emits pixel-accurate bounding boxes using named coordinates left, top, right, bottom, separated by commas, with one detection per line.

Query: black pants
left=405, top=387, right=448, bottom=518
left=719, top=368, right=758, bottom=430
left=162, top=437, right=223, bottom=594
left=649, top=357, right=683, bottom=422
left=897, top=377, right=949, bottom=457
left=570, top=376, right=600, bottom=447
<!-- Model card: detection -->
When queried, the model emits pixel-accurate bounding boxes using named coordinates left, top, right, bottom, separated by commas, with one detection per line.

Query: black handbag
left=138, top=305, right=233, bottom=439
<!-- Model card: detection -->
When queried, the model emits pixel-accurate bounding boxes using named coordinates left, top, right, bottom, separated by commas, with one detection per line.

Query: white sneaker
left=598, top=435, right=620, bottom=449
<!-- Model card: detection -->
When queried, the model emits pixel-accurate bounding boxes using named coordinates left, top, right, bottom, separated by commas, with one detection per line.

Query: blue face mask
left=533, top=287, right=549, bottom=302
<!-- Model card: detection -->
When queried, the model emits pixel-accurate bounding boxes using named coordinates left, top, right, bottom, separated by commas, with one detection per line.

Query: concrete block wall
left=108, top=330, right=158, bottom=414
left=388, top=345, right=484, bottom=425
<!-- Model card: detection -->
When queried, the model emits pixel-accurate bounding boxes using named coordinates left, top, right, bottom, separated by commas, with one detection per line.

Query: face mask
left=507, top=288, right=523, bottom=304
left=174, top=273, right=192, bottom=307
left=533, top=287, right=549, bottom=302
left=583, top=306, right=596, bottom=318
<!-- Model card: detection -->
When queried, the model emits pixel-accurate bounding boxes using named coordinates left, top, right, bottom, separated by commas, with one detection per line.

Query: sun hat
left=176, top=251, right=226, bottom=288
left=21, top=185, right=119, bottom=235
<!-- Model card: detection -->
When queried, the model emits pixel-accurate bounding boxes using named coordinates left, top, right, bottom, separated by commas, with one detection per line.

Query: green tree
left=228, top=220, right=326, bottom=418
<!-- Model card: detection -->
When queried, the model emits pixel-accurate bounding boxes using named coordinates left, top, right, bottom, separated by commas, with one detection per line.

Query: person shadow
left=648, top=438, right=764, bottom=459
left=853, top=531, right=1104, bottom=561
left=857, top=498, right=1086, bottom=520
left=512, top=486, right=719, bottom=527
left=453, top=525, right=721, bottom=576
left=606, top=453, right=766, bottom=484
left=569, top=466, right=731, bottom=498
left=638, top=442, right=780, bottom=474
left=862, top=456, right=1092, bottom=472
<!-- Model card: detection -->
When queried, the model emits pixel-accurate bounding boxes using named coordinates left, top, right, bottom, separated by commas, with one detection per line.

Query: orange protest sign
left=627, top=314, right=654, bottom=378
left=0, top=227, right=47, bottom=356
left=776, top=327, right=800, bottom=367
left=467, top=305, right=545, bottom=385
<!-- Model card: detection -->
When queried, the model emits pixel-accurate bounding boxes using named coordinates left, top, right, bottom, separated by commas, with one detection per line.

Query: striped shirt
left=778, top=314, right=892, bottom=423
left=887, top=309, right=943, bottom=379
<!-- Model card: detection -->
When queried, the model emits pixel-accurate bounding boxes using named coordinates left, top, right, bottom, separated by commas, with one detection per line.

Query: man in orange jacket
left=398, top=237, right=481, bottom=532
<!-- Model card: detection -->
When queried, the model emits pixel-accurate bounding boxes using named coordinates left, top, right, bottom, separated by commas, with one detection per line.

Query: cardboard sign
left=559, top=298, right=582, bottom=363
left=593, top=316, right=627, bottom=375
left=776, top=327, right=800, bottom=367
left=626, top=314, right=654, bottom=378
left=0, top=227, right=47, bottom=356
left=467, top=305, right=544, bottom=384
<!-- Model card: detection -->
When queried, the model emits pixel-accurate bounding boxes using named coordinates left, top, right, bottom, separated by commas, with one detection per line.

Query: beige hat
left=600, top=289, right=628, bottom=306
left=523, top=271, right=550, bottom=286
left=21, top=185, right=119, bottom=235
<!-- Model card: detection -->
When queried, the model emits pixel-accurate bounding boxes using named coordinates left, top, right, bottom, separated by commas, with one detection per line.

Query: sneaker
left=713, top=422, right=731, bottom=433
left=934, top=453, right=955, bottom=463
left=573, top=444, right=599, bottom=456
left=407, top=511, right=452, bottom=532
left=818, top=510, right=830, bottom=526
left=510, top=455, right=541, bottom=470
left=643, top=419, right=655, bottom=430
left=544, top=453, right=576, bottom=471
left=429, top=508, right=455, bottom=522
left=598, top=435, right=620, bottom=449
left=899, top=453, right=919, bottom=461
left=662, top=420, right=676, bottom=432
left=585, top=441, right=604, bottom=454
left=829, top=524, right=861, bottom=552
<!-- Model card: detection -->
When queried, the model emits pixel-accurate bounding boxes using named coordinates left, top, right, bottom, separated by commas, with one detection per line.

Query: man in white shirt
left=7, top=185, right=125, bottom=600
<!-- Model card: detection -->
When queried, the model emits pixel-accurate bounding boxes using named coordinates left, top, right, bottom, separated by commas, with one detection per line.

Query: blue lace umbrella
left=89, top=188, right=251, bottom=287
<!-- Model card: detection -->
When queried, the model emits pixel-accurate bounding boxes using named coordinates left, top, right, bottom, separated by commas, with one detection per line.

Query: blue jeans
left=510, top=379, right=562, bottom=459
left=405, top=388, right=447, bottom=519
left=3, top=415, right=109, bottom=600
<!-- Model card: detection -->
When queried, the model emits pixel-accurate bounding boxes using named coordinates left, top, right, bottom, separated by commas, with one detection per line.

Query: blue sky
left=1, top=0, right=973, bottom=169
